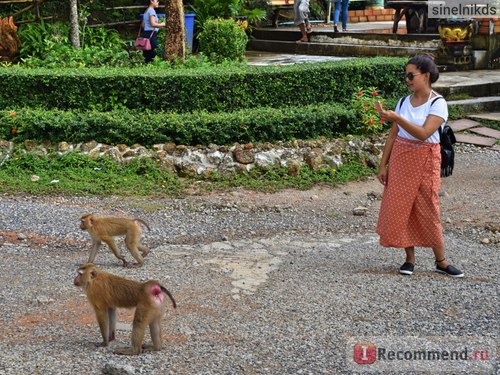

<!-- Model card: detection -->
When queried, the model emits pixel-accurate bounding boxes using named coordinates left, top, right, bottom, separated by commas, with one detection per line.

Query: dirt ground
left=199, top=148, right=500, bottom=241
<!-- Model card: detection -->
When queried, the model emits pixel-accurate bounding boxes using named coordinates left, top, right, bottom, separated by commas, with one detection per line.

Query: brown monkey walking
left=74, top=263, right=176, bottom=355
left=80, top=213, right=151, bottom=268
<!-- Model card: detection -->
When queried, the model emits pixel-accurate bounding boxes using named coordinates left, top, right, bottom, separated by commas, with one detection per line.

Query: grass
left=0, top=148, right=375, bottom=197
left=196, top=162, right=374, bottom=192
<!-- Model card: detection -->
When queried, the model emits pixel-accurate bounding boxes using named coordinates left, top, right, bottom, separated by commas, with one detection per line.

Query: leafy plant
left=189, top=0, right=243, bottom=29
left=18, top=21, right=70, bottom=59
left=198, top=18, right=249, bottom=63
left=18, top=22, right=134, bottom=68
left=189, top=0, right=266, bottom=32
left=350, top=86, right=388, bottom=134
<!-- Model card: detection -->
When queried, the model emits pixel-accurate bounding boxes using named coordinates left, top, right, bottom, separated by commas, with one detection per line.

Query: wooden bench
left=385, top=0, right=430, bottom=33
left=268, top=0, right=294, bottom=28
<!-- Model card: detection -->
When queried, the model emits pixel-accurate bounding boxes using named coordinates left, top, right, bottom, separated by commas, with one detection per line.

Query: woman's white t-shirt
left=396, top=94, right=448, bottom=144
left=143, top=8, right=159, bottom=32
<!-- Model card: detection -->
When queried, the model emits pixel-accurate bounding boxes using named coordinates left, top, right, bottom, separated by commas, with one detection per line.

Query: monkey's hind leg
left=103, top=237, right=129, bottom=267
left=138, top=244, right=149, bottom=258
left=113, top=312, right=149, bottom=355
left=125, top=237, right=145, bottom=268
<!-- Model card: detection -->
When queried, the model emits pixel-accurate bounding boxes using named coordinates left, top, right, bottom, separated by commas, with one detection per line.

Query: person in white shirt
left=376, top=54, right=464, bottom=278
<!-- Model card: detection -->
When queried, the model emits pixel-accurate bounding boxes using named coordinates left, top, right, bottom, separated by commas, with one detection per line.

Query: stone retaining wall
left=0, top=136, right=386, bottom=177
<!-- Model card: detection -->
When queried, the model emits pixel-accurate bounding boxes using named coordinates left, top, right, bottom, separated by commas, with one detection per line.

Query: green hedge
left=0, top=104, right=357, bottom=147
left=0, top=57, right=407, bottom=112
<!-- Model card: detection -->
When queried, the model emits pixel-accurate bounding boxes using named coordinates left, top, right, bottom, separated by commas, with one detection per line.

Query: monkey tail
left=161, top=286, right=177, bottom=309
left=135, top=219, right=151, bottom=231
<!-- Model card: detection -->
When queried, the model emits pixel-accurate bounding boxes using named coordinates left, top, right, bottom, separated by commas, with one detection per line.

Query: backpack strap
left=431, top=96, right=444, bottom=106
left=397, top=96, right=408, bottom=111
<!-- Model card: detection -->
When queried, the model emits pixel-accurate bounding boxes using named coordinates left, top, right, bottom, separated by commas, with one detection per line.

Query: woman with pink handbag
left=139, top=0, right=166, bottom=63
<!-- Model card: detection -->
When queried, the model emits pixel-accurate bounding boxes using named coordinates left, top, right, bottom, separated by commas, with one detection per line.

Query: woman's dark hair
left=407, top=54, right=440, bottom=83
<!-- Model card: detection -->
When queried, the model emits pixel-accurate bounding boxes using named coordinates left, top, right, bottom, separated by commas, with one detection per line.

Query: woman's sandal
left=296, top=38, right=308, bottom=43
left=306, top=26, right=313, bottom=34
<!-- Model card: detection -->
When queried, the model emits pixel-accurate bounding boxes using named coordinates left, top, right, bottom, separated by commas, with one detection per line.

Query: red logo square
left=353, top=342, right=377, bottom=364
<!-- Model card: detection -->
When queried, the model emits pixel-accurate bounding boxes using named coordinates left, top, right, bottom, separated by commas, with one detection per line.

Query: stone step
left=469, top=127, right=500, bottom=138
left=468, top=112, right=500, bottom=123
left=449, top=114, right=500, bottom=148
left=447, top=96, right=500, bottom=113
left=247, top=39, right=435, bottom=58
left=251, top=28, right=438, bottom=43
left=448, top=118, right=482, bottom=132
left=454, top=133, right=497, bottom=147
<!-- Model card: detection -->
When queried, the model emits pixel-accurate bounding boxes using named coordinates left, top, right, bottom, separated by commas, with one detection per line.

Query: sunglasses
left=404, top=72, right=423, bottom=81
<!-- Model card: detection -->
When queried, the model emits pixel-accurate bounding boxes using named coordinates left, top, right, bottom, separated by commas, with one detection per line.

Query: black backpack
left=397, top=96, right=456, bottom=177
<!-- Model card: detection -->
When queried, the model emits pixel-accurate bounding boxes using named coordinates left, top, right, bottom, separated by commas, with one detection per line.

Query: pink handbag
left=135, top=29, right=154, bottom=51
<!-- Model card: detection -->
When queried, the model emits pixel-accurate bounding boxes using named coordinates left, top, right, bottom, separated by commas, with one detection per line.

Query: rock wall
left=0, top=136, right=386, bottom=177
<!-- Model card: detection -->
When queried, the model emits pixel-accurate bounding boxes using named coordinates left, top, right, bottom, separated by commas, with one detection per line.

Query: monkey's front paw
left=113, top=347, right=140, bottom=356
left=127, top=263, right=143, bottom=268
left=141, top=344, right=161, bottom=352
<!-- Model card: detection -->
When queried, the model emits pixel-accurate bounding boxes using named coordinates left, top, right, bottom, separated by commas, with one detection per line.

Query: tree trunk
left=165, top=0, right=185, bottom=61
left=69, top=0, right=80, bottom=49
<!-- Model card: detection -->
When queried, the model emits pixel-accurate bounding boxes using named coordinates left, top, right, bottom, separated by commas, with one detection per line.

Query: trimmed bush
left=0, top=57, right=407, bottom=112
left=0, top=104, right=356, bottom=147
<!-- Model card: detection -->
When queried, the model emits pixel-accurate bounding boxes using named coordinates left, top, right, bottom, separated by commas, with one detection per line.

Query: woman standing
left=142, top=0, right=165, bottom=63
left=333, top=0, right=349, bottom=32
left=376, top=54, right=464, bottom=278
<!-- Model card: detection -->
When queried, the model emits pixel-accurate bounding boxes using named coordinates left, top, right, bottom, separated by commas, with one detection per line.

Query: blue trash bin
left=184, top=13, right=195, bottom=53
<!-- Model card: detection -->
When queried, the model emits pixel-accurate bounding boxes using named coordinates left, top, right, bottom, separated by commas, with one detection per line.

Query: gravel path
left=0, top=146, right=498, bottom=375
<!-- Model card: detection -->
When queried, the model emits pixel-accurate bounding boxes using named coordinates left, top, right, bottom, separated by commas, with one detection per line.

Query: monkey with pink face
left=74, top=263, right=176, bottom=355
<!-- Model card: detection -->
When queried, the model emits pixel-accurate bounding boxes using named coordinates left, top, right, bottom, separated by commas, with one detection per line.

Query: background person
left=286, top=0, right=312, bottom=43
left=142, top=0, right=165, bottom=63
left=376, top=54, right=464, bottom=278
left=332, top=0, right=349, bottom=32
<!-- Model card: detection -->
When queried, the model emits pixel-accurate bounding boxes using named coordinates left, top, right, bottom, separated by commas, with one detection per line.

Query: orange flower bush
left=351, top=86, right=387, bottom=134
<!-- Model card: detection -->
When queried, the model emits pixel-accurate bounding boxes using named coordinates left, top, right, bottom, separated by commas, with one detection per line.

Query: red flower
left=9, top=112, right=17, bottom=117
left=368, top=119, right=375, bottom=125
left=357, top=91, right=363, bottom=96
left=11, top=128, right=17, bottom=134
left=372, top=91, right=379, bottom=96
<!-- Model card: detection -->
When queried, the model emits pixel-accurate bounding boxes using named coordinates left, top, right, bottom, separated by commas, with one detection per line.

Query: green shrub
left=198, top=18, right=248, bottom=63
left=190, top=0, right=244, bottom=29
left=0, top=104, right=355, bottom=147
left=18, top=21, right=71, bottom=60
left=0, top=57, right=407, bottom=112
left=17, top=20, right=137, bottom=68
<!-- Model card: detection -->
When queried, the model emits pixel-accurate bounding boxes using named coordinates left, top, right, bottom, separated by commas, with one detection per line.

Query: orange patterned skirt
left=377, top=136, right=443, bottom=248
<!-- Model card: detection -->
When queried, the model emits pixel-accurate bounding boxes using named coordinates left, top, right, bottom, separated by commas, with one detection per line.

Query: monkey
left=80, top=213, right=151, bottom=268
left=74, top=263, right=176, bottom=355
